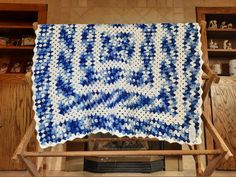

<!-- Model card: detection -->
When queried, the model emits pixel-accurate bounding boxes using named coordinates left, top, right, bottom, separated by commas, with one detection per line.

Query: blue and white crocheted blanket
left=32, top=23, right=203, bottom=148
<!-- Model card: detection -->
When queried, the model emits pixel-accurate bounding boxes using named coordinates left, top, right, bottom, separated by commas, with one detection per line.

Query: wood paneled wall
left=0, top=0, right=235, bottom=24
left=0, top=82, right=35, bottom=170
left=211, top=77, right=236, bottom=170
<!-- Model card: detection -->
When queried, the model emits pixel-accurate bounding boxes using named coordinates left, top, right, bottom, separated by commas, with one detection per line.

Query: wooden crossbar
left=12, top=21, right=233, bottom=177
left=23, top=149, right=222, bottom=157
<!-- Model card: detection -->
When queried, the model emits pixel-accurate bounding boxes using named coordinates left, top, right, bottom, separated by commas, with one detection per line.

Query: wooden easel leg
left=193, top=145, right=204, bottom=176
left=203, top=152, right=226, bottom=177
left=201, top=113, right=233, bottom=159
left=12, top=120, right=40, bottom=176
left=18, top=154, right=41, bottom=177
left=201, top=112, right=233, bottom=176
left=12, top=120, right=36, bottom=160
left=202, top=75, right=215, bottom=101
left=188, top=145, right=204, bottom=176
left=37, top=147, right=45, bottom=172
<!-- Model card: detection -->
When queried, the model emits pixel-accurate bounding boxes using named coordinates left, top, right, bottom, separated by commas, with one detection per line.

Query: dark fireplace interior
left=83, top=133, right=165, bottom=173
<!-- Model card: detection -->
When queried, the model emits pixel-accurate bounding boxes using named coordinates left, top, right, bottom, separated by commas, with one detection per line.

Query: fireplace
left=84, top=133, right=164, bottom=173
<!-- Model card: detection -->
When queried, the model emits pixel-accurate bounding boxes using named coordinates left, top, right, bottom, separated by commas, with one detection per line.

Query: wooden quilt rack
left=12, top=21, right=233, bottom=177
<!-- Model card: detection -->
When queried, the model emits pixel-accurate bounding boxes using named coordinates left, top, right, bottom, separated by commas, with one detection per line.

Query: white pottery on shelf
left=229, top=59, right=236, bottom=76
left=212, top=64, right=222, bottom=75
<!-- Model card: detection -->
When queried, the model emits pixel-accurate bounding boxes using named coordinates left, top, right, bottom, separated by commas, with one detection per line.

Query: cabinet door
left=0, top=81, right=35, bottom=170
left=211, top=77, right=236, bottom=170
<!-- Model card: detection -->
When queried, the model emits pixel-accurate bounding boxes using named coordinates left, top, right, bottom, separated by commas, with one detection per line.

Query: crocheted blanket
left=32, top=23, right=203, bottom=148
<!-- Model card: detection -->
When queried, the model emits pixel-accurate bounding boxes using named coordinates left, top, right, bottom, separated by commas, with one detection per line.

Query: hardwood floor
left=0, top=170, right=236, bottom=177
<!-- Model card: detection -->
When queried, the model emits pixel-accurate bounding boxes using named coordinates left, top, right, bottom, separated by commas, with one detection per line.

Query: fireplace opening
left=83, top=133, right=165, bottom=173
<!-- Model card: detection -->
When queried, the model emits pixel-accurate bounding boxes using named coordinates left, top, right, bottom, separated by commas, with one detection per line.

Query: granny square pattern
left=32, top=23, right=203, bottom=148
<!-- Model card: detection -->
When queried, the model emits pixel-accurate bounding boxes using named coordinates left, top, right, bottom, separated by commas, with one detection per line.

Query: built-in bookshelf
left=0, top=3, right=47, bottom=81
left=197, top=7, right=236, bottom=76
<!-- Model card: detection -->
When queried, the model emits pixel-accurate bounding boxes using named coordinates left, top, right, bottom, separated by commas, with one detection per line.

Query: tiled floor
left=0, top=170, right=236, bottom=177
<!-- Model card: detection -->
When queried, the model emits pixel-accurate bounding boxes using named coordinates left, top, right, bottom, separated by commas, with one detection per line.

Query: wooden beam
left=201, top=112, right=233, bottom=159
left=203, top=152, right=226, bottom=177
left=23, top=149, right=222, bottom=157
left=202, top=74, right=215, bottom=101
left=73, top=137, right=159, bottom=142
left=18, top=154, right=41, bottom=177
left=12, top=120, right=36, bottom=160
left=188, top=145, right=204, bottom=176
left=193, top=145, right=204, bottom=176
left=202, top=64, right=220, bottom=83
left=201, top=63, right=220, bottom=102
left=200, top=21, right=209, bottom=66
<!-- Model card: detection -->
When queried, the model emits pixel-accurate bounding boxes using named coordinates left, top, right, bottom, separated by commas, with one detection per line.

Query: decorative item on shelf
left=21, top=35, right=35, bottom=46
left=8, top=60, right=23, bottom=73
left=0, top=57, right=10, bottom=74
left=0, top=36, right=9, bottom=46
left=26, top=61, right=33, bottom=72
left=9, top=37, right=21, bottom=46
left=229, top=59, right=236, bottom=76
left=208, top=20, right=218, bottom=28
left=0, top=62, right=9, bottom=74
left=220, top=21, right=228, bottom=29
left=209, top=39, right=218, bottom=49
left=223, top=40, right=232, bottom=50
left=227, top=23, right=233, bottom=29
left=212, top=63, right=222, bottom=75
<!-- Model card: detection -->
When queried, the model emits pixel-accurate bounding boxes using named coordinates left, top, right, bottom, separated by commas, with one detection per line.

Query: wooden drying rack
left=12, top=21, right=233, bottom=177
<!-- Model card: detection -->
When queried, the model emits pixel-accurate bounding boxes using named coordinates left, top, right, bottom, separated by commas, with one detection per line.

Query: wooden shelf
left=0, top=73, right=26, bottom=83
left=208, top=49, right=236, bottom=52
left=207, top=28, right=236, bottom=32
left=207, top=29, right=236, bottom=38
left=208, top=49, right=236, bottom=57
left=0, top=46, right=34, bottom=50
left=0, top=22, right=33, bottom=29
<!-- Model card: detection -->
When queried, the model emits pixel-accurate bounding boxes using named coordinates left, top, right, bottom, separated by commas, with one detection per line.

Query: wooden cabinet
left=211, top=77, right=236, bottom=170
left=196, top=7, right=236, bottom=170
left=0, top=3, right=47, bottom=170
